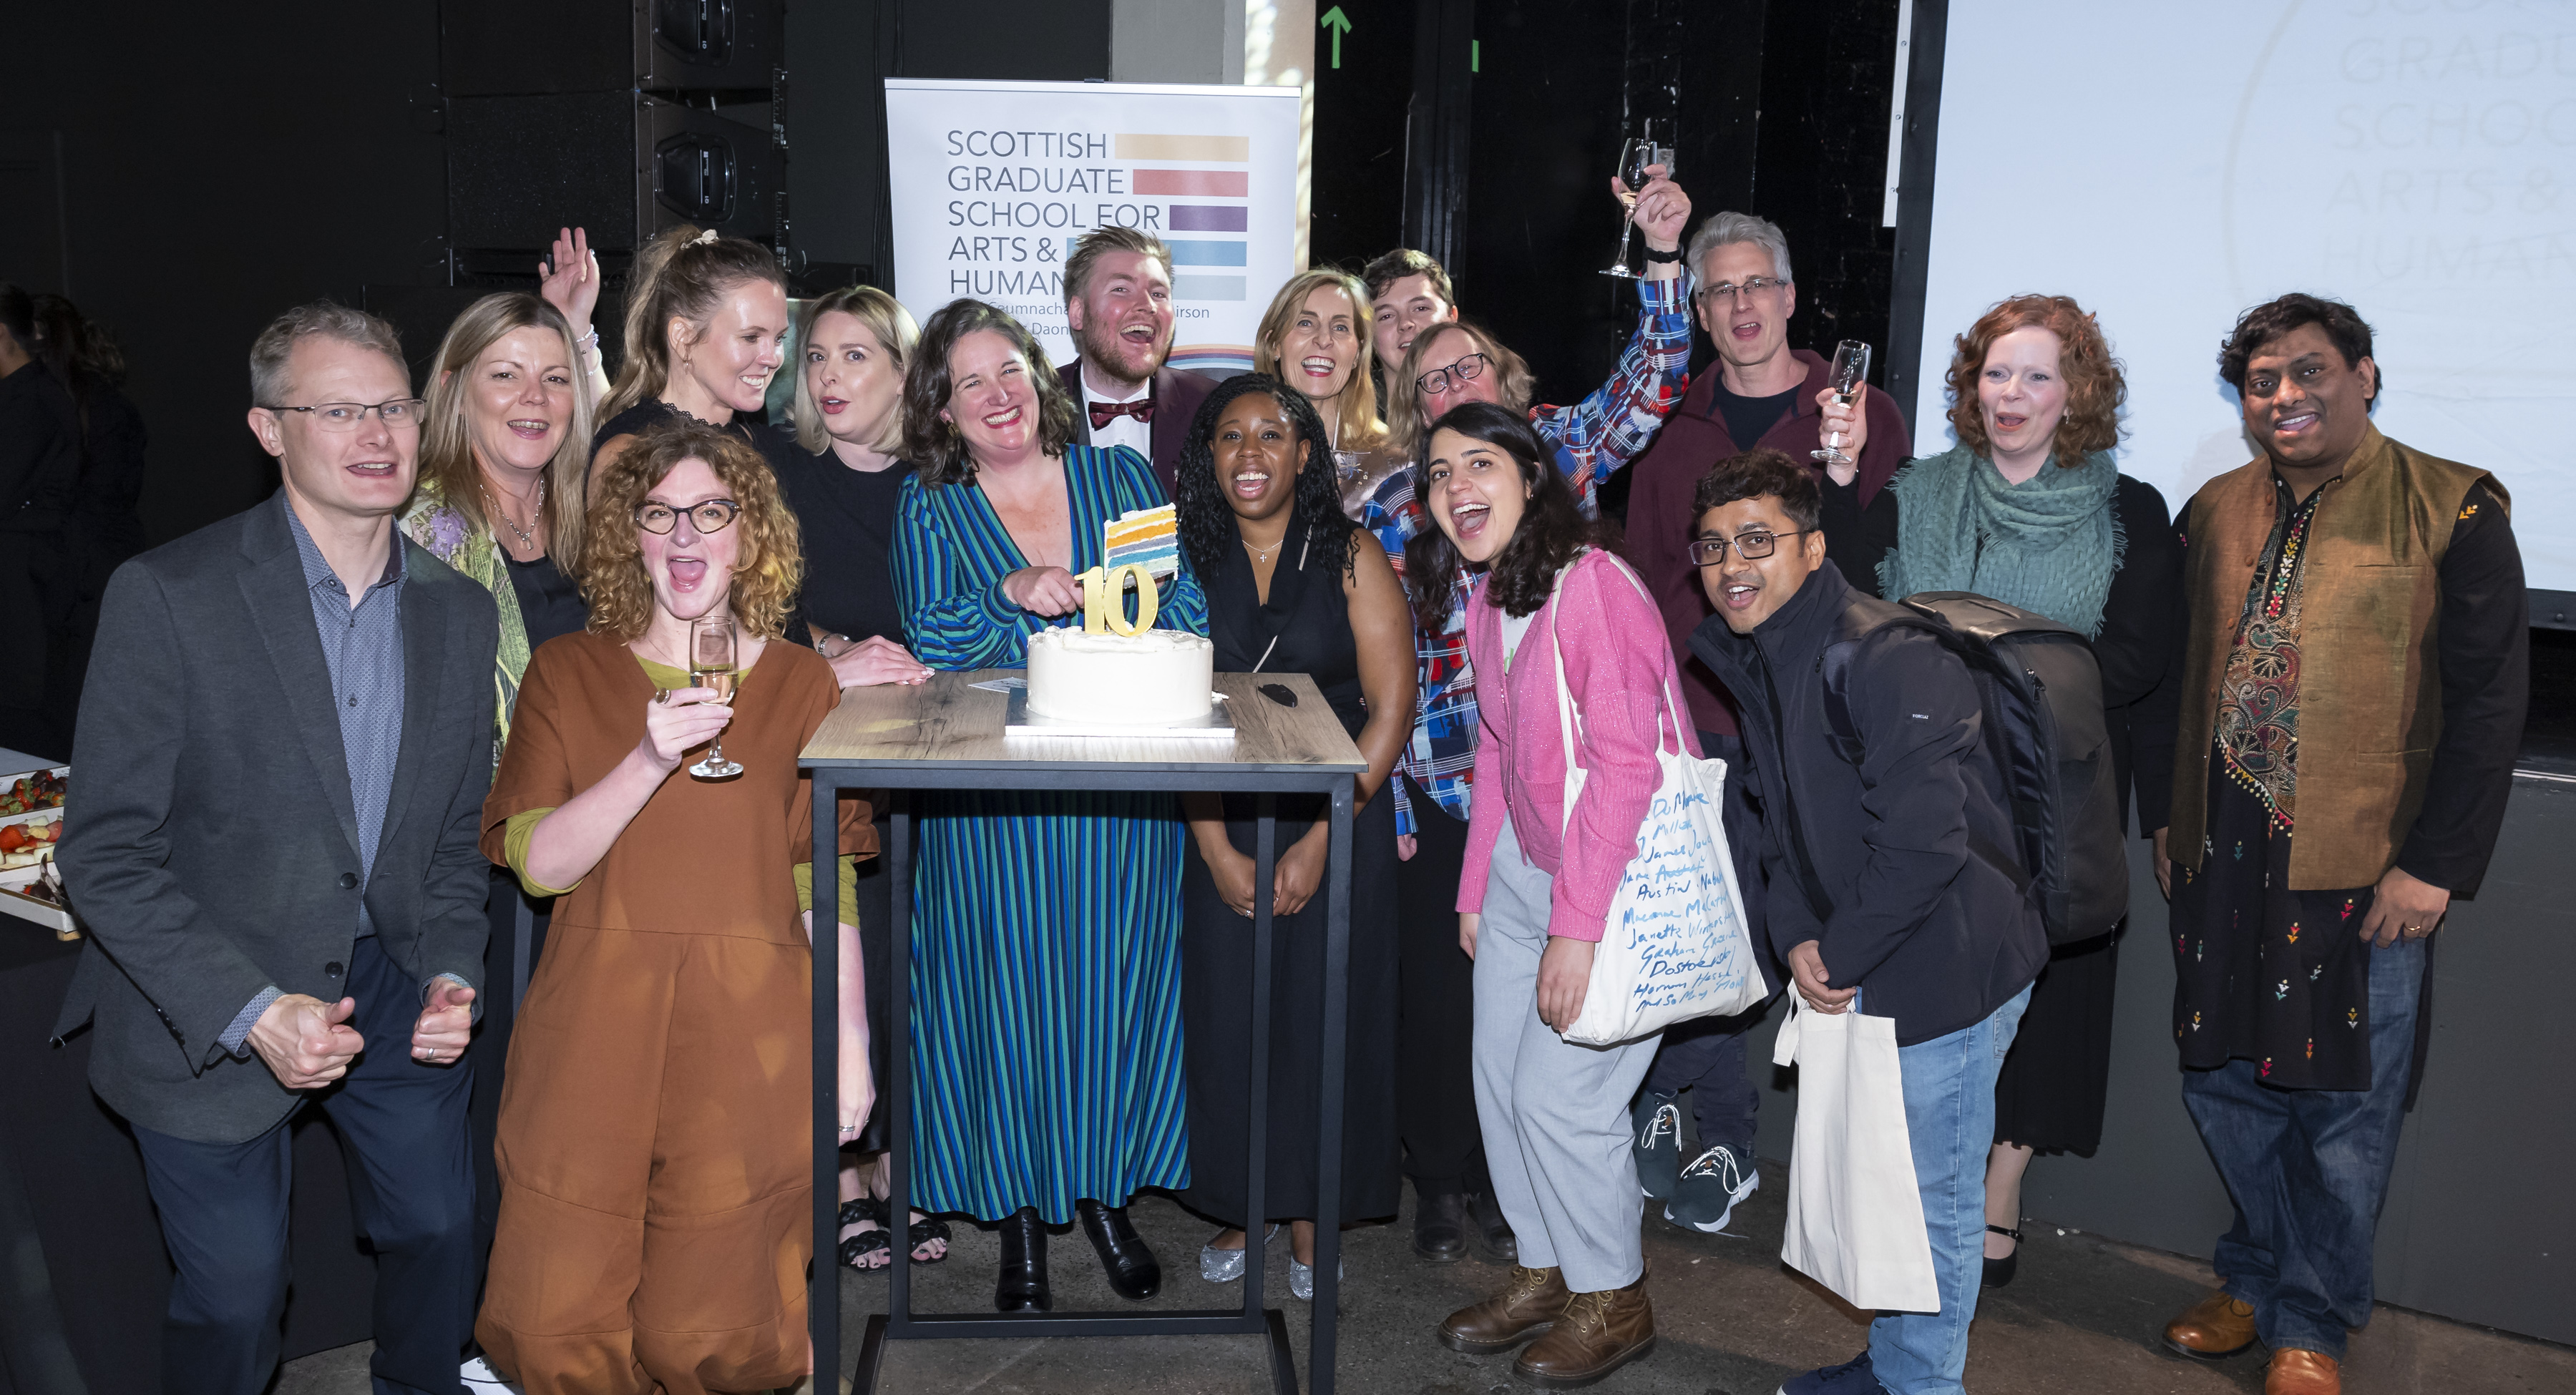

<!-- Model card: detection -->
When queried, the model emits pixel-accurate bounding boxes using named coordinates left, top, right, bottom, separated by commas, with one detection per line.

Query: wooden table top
left=799, top=670, right=1367, bottom=780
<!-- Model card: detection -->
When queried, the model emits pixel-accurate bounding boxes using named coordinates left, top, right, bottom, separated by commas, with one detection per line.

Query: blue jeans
left=2180, top=935, right=2425, bottom=1359
left=131, top=936, right=479, bottom=1395
left=1869, top=987, right=2031, bottom=1395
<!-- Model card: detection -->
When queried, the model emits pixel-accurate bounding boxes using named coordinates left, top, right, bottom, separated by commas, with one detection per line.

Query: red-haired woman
left=1840, top=293, right=2183, bottom=1289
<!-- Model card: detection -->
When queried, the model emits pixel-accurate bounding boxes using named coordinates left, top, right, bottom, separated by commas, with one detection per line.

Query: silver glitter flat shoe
left=1287, top=1253, right=1345, bottom=1301
left=1199, top=1225, right=1279, bottom=1283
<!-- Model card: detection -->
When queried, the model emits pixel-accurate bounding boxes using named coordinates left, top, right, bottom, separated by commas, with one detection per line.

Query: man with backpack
left=1687, top=447, right=2047, bottom=1395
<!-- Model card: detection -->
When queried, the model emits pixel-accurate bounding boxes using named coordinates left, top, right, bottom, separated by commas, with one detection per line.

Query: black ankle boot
left=1413, top=1190, right=1468, bottom=1263
left=1076, top=1198, right=1162, bottom=1301
left=995, top=1207, right=1050, bottom=1312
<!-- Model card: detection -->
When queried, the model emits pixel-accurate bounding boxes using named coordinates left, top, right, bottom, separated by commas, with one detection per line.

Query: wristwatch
left=1642, top=245, right=1683, bottom=263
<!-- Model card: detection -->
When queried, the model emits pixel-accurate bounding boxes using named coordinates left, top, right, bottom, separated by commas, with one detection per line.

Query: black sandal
left=839, top=1198, right=891, bottom=1270
left=898, top=1212, right=952, bottom=1265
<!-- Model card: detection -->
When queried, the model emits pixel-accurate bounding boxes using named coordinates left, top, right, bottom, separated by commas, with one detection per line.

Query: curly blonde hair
left=580, top=419, right=802, bottom=642
left=1945, top=294, right=2126, bottom=463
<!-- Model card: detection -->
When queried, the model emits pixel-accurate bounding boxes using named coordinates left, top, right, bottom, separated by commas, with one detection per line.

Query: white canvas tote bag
left=1772, top=995, right=1939, bottom=1311
left=1541, top=557, right=1767, bottom=1047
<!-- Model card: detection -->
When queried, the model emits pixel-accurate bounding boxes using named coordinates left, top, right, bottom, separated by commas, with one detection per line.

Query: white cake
left=1025, top=627, right=1215, bottom=725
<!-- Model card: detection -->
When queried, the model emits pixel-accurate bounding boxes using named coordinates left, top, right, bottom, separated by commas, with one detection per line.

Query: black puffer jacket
left=1691, top=559, right=2046, bottom=1046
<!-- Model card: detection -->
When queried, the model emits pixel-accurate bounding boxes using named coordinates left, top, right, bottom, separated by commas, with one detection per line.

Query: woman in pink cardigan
left=1410, top=401, right=1694, bottom=1389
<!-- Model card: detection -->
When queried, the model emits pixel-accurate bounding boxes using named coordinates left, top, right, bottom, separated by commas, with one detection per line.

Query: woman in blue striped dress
left=890, top=300, right=1209, bottom=1313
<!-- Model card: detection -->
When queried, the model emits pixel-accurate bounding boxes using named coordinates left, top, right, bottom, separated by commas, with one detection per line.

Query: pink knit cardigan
left=1455, top=548, right=1701, bottom=941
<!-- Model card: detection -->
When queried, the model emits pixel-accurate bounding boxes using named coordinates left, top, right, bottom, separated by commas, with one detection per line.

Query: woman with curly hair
left=1420, top=400, right=1692, bottom=1388
left=474, top=419, right=873, bottom=1394
left=891, top=300, right=1209, bottom=1313
left=1848, top=293, right=2182, bottom=1290
left=1169, top=375, right=1414, bottom=1297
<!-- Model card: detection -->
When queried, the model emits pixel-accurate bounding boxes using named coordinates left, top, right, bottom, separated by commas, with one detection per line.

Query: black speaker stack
left=421, top=0, right=790, bottom=355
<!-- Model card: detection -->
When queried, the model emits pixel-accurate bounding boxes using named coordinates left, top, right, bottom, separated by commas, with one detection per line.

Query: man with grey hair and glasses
left=1609, top=212, right=1915, bottom=1233
left=56, top=303, right=499, bottom=1395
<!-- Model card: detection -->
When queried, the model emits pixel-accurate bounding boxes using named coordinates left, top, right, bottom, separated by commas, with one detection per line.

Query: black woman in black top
left=1170, top=374, right=1417, bottom=1298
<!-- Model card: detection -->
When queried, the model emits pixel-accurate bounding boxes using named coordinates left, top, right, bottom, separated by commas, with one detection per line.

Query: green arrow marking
left=1320, top=6, right=1352, bottom=69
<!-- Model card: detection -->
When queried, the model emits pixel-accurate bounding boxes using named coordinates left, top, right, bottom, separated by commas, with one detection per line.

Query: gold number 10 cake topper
left=1074, top=564, right=1160, bottom=635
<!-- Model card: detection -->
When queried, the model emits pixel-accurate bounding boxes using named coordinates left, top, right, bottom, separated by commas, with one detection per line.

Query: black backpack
left=1818, top=592, right=2130, bottom=946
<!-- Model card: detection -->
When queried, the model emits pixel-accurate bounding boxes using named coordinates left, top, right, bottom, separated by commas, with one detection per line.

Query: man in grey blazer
left=54, top=303, right=500, bottom=1395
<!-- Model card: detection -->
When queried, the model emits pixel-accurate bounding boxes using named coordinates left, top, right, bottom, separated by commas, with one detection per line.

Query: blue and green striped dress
left=892, top=444, right=1209, bottom=1223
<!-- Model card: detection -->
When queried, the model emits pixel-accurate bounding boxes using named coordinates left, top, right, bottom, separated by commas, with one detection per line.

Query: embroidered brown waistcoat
left=2171, top=426, right=2502, bottom=889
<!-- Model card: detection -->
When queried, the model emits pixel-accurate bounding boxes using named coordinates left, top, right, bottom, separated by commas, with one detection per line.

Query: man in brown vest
left=2156, top=294, right=2527, bottom=1395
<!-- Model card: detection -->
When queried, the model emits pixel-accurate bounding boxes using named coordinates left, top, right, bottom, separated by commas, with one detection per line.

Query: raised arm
left=1533, top=173, right=1695, bottom=492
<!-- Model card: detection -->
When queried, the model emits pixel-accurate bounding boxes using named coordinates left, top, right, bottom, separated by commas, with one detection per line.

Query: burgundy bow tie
left=1090, top=398, right=1156, bottom=431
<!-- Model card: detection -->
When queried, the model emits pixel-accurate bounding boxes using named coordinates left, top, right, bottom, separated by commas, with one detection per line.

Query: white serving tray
left=1003, top=689, right=1237, bottom=740
left=0, top=764, right=75, bottom=936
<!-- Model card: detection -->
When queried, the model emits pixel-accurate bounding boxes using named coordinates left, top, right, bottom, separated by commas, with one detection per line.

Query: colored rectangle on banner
left=1170, top=205, right=1249, bottom=232
left=1133, top=169, right=1249, bottom=197
left=1173, top=275, right=1248, bottom=300
left=1169, top=240, right=1249, bottom=266
left=1114, top=133, right=1251, bottom=162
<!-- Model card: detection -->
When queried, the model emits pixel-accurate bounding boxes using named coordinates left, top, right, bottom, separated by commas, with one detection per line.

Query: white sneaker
left=462, top=1355, right=524, bottom=1394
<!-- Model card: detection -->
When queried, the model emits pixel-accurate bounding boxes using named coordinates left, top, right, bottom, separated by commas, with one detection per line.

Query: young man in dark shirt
left=2155, top=295, right=2526, bottom=1395
left=1687, top=449, right=2046, bottom=1395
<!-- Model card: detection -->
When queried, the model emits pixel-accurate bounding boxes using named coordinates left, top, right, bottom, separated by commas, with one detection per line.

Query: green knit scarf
left=1877, top=444, right=2124, bottom=637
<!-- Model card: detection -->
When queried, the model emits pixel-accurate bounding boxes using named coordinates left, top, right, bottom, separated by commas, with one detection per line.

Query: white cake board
left=1004, top=689, right=1236, bottom=740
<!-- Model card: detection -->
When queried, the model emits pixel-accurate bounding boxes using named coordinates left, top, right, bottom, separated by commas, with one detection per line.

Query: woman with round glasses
left=474, top=419, right=873, bottom=1393
left=1853, top=293, right=2182, bottom=1290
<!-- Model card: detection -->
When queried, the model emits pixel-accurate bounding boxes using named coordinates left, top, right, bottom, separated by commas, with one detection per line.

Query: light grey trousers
left=1472, top=819, right=1662, bottom=1293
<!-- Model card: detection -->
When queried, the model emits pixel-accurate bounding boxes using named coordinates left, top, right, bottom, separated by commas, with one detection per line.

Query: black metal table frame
left=806, top=761, right=1356, bottom=1395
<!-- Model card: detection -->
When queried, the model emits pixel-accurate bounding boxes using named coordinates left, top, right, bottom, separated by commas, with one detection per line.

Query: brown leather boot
left=2162, top=1288, right=2259, bottom=1359
left=1437, top=1265, right=1569, bottom=1354
left=1509, top=1273, right=1655, bottom=1389
left=2264, top=1348, right=2341, bottom=1394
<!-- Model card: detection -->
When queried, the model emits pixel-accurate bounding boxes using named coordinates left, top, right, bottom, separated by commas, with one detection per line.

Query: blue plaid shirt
left=1366, top=272, right=1694, bottom=836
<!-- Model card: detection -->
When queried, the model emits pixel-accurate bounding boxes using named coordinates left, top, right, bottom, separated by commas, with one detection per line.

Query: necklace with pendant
left=482, top=479, right=545, bottom=551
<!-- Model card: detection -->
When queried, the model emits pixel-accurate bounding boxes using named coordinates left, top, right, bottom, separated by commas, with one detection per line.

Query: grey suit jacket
left=52, top=493, right=500, bottom=1144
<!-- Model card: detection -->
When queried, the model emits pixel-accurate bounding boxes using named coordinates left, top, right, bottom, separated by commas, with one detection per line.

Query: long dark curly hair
left=1174, top=373, right=1359, bottom=580
left=1405, top=401, right=1616, bottom=627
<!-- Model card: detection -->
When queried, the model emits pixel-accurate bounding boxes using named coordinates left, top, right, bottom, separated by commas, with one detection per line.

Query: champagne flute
left=1600, top=129, right=1659, bottom=279
left=688, top=615, right=743, bottom=779
left=1813, top=340, right=1874, bottom=467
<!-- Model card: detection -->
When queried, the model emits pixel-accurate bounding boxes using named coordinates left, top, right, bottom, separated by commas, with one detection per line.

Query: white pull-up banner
left=883, top=78, right=1304, bottom=376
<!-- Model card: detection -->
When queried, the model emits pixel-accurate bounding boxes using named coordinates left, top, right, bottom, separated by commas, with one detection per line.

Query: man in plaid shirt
left=1366, top=167, right=1694, bottom=1267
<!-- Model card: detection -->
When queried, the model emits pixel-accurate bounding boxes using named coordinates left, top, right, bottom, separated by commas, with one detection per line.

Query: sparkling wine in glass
left=1813, top=340, right=1875, bottom=467
left=1601, top=129, right=1661, bottom=279
left=688, top=616, right=743, bottom=779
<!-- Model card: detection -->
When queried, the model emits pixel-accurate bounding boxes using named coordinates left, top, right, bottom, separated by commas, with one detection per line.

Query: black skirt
left=1177, top=791, right=1402, bottom=1225
left=1992, top=929, right=2120, bottom=1156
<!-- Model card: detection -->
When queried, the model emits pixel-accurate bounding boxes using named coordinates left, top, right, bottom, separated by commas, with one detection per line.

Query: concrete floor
left=278, top=1163, right=2575, bottom=1394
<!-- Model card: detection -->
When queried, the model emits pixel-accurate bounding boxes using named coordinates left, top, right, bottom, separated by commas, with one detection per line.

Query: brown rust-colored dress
left=475, top=630, right=871, bottom=1394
